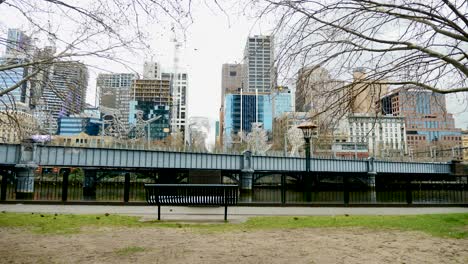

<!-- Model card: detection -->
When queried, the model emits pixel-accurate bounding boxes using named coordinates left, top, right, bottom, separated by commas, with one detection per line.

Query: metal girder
left=0, top=144, right=453, bottom=174
left=35, top=146, right=242, bottom=170
left=0, top=144, right=20, bottom=165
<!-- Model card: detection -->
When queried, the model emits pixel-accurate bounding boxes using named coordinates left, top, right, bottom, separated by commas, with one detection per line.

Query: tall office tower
left=5, top=28, right=31, bottom=57
left=37, top=61, right=88, bottom=120
left=97, top=73, right=134, bottom=129
left=0, top=29, right=33, bottom=110
left=143, top=61, right=161, bottom=79
left=348, top=68, right=388, bottom=114
left=0, top=57, right=29, bottom=109
left=129, top=79, right=171, bottom=140
left=295, top=66, right=346, bottom=114
left=222, top=35, right=275, bottom=142
left=221, top=64, right=244, bottom=98
left=220, top=63, right=243, bottom=146
left=32, top=61, right=88, bottom=134
left=243, top=35, right=274, bottom=93
left=380, top=86, right=462, bottom=153
left=224, top=93, right=272, bottom=137
left=161, top=71, right=188, bottom=136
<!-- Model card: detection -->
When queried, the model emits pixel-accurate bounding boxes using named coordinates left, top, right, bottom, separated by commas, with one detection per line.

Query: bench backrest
left=145, top=184, right=239, bottom=205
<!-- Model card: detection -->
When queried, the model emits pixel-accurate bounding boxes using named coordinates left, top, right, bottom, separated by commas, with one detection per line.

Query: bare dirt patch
left=0, top=226, right=467, bottom=264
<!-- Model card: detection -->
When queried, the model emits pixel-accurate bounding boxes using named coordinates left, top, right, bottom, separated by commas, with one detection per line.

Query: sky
left=0, top=1, right=467, bottom=147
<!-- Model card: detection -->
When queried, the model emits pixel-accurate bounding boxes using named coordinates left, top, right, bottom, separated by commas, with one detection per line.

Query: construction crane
left=170, top=24, right=187, bottom=144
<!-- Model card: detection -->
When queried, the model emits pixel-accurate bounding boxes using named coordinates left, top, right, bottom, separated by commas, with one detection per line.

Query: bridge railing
left=10, top=141, right=457, bottom=163
left=1, top=171, right=467, bottom=205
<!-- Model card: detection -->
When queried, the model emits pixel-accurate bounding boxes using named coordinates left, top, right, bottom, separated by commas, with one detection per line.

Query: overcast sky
left=0, top=2, right=466, bottom=146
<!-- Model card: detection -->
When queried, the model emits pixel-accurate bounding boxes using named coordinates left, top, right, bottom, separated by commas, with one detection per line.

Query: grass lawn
left=0, top=212, right=467, bottom=239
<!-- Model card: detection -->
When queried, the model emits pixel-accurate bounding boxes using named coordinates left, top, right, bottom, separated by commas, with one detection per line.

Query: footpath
left=1, top=204, right=467, bottom=222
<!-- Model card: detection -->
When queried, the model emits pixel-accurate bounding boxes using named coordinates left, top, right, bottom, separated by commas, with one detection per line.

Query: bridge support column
left=240, top=171, right=253, bottom=202
left=83, top=170, right=97, bottom=200
left=15, top=140, right=38, bottom=200
left=15, top=167, right=36, bottom=200
left=367, top=158, right=377, bottom=203
left=368, top=174, right=376, bottom=203
left=240, top=151, right=254, bottom=202
left=1, top=169, right=13, bottom=201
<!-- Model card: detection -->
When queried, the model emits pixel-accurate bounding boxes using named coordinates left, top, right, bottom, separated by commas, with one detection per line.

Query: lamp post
left=298, top=121, right=318, bottom=202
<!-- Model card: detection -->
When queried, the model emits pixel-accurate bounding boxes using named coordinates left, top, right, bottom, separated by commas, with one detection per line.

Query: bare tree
left=0, top=0, right=200, bottom=142
left=0, top=0, right=196, bottom=98
left=240, top=123, right=272, bottom=155
left=247, top=0, right=468, bottom=125
left=254, top=0, right=468, bottom=92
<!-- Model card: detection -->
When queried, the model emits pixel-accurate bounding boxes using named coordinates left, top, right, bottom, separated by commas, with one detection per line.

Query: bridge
left=0, top=143, right=466, bottom=203
left=0, top=144, right=453, bottom=174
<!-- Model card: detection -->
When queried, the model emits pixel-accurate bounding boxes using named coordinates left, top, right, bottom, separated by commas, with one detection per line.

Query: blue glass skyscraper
left=224, top=93, right=272, bottom=136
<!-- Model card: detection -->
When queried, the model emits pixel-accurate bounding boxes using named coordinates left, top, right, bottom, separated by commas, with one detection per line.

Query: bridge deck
left=0, top=144, right=452, bottom=174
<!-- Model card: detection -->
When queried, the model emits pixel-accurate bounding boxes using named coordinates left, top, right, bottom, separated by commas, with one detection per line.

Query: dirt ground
left=1, top=225, right=467, bottom=264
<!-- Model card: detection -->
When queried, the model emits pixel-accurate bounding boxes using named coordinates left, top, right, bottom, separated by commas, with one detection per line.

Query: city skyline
left=0, top=2, right=467, bottom=153
left=1, top=7, right=467, bottom=139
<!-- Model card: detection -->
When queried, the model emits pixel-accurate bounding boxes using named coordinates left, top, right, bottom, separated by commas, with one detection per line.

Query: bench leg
left=224, top=206, right=227, bottom=221
left=158, top=205, right=161, bottom=221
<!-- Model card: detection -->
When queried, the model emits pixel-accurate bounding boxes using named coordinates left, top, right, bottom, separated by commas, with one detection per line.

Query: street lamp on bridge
left=297, top=121, right=318, bottom=202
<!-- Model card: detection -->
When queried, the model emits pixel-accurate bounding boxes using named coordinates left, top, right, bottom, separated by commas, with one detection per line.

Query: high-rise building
left=38, top=61, right=88, bottom=121
left=221, top=64, right=243, bottom=98
left=221, top=35, right=276, bottom=142
left=5, top=28, right=31, bottom=57
left=224, top=93, right=272, bottom=137
left=97, top=73, right=134, bottom=129
left=296, top=66, right=345, bottom=113
left=161, top=71, right=188, bottom=135
left=295, top=66, right=346, bottom=133
left=219, top=63, right=244, bottom=146
left=129, top=79, right=172, bottom=140
left=349, top=68, right=388, bottom=114
left=0, top=29, right=33, bottom=110
left=380, top=86, right=462, bottom=154
left=243, top=35, right=274, bottom=93
left=0, top=57, right=29, bottom=108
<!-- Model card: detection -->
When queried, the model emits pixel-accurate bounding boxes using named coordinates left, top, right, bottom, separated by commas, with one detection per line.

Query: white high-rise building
left=243, top=35, right=274, bottom=93
left=161, top=71, right=188, bottom=137
left=142, top=62, right=188, bottom=139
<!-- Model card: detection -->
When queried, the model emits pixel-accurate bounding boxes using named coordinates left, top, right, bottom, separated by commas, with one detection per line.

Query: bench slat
left=144, top=184, right=239, bottom=206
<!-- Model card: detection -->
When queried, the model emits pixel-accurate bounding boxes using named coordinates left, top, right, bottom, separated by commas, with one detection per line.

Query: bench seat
left=144, top=184, right=239, bottom=220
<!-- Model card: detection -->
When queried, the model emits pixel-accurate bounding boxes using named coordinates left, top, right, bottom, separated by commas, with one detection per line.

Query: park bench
left=144, top=184, right=239, bottom=221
